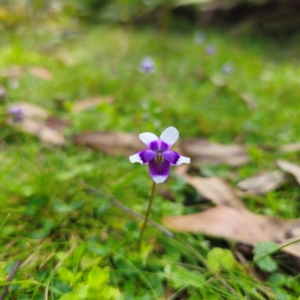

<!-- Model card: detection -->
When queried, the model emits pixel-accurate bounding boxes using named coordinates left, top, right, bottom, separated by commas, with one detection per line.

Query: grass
left=1, top=11, right=300, bottom=300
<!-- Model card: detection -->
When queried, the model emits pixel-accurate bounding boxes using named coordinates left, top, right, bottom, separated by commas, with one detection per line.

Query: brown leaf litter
left=183, top=174, right=247, bottom=211
left=1, top=66, right=23, bottom=79
left=280, top=143, right=300, bottom=153
left=9, top=102, right=49, bottom=120
left=28, top=66, right=53, bottom=80
left=180, top=138, right=250, bottom=167
left=277, top=159, right=300, bottom=185
left=164, top=169, right=300, bottom=258
left=237, top=170, right=287, bottom=195
left=73, top=132, right=142, bottom=156
left=1, top=66, right=52, bottom=81
left=7, top=103, right=66, bottom=146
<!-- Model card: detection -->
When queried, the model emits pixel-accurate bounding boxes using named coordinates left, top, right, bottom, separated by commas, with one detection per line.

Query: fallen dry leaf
left=277, top=159, right=300, bottom=185
left=1, top=66, right=23, bottom=78
left=72, top=96, right=114, bottom=113
left=280, top=143, right=300, bottom=153
left=180, top=138, right=250, bottom=167
left=6, top=102, right=67, bottom=145
left=73, top=132, right=142, bottom=156
left=171, top=167, right=300, bottom=257
left=163, top=206, right=300, bottom=257
left=184, top=174, right=247, bottom=211
left=237, top=170, right=287, bottom=195
left=8, top=118, right=65, bottom=145
left=38, top=125, right=65, bottom=145
left=163, top=206, right=285, bottom=244
left=45, top=116, right=70, bottom=131
left=28, top=66, right=53, bottom=80
left=8, top=102, right=49, bottom=120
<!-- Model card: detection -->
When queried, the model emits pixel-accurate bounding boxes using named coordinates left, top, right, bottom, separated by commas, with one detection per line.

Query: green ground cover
left=1, top=17, right=300, bottom=299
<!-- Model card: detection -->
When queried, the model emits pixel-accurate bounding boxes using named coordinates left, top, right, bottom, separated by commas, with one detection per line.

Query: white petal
left=152, top=175, right=168, bottom=184
left=129, top=153, right=143, bottom=165
left=174, top=155, right=190, bottom=166
left=139, top=132, right=159, bottom=147
left=160, top=126, right=179, bottom=148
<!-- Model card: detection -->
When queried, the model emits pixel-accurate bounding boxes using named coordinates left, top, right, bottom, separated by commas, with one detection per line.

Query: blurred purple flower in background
left=206, top=45, right=216, bottom=55
left=139, top=57, right=155, bottom=73
left=194, top=31, right=205, bottom=44
left=222, top=62, right=234, bottom=75
left=8, top=105, right=23, bottom=122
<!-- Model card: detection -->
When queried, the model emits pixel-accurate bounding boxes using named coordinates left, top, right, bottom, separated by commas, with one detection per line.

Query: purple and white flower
left=139, top=57, right=155, bottom=73
left=8, top=105, right=23, bottom=122
left=129, top=126, right=190, bottom=184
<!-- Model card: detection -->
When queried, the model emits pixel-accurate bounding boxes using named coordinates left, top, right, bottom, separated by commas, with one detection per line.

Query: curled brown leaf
left=237, top=170, right=287, bottom=195
left=277, top=159, right=300, bottom=185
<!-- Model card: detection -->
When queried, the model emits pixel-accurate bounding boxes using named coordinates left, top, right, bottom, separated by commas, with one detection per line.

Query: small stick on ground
left=0, top=260, right=22, bottom=300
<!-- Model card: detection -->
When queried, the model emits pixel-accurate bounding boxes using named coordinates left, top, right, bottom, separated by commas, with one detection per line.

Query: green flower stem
left=138, top=181, right=156, bottom=249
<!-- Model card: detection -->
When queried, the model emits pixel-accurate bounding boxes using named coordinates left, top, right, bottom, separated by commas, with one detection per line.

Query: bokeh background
left=1, top=1, right=300, bottom=300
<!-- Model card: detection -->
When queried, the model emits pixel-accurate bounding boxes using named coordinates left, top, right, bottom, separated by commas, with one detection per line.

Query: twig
left=0, top=260, right=22, bottom=300
left=85, top=185, right=174, bottom=239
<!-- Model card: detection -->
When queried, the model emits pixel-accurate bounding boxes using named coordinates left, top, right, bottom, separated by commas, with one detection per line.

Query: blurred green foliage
left=2, top=0, right=300, bottom=35
left=58, top=266, right=120, bottom=300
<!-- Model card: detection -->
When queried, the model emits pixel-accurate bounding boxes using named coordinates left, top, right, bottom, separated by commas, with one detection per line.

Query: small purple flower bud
left=206, top=45, right=216, bottom=55
left=8, top=105, right=23, bottom=122
left=139, top=57, right=155, bottom=73
left=222, top=62, right=234, bottom=75
left=194, top=31, right=205, bottom=44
